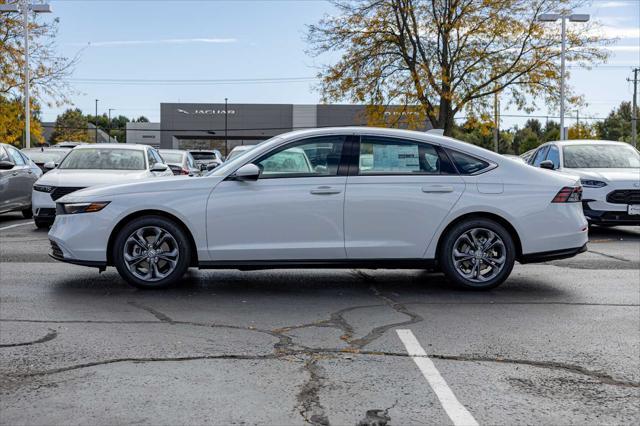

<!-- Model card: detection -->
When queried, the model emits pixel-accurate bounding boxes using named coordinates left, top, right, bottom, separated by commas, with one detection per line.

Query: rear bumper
left=583, top=203, right=640, bottom=226
left=519, top=243, right=587, bottom=264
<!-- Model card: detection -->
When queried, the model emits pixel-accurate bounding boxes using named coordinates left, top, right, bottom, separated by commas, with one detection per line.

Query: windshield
left=563, top=144, right=640, bottom=169
left=23, top=150, right=68, bottom=164
left=191, top=152, right=216, bottom=161
left=59, top=148, right=146, bottom=170
left=160, top=152, right=184, bottom=163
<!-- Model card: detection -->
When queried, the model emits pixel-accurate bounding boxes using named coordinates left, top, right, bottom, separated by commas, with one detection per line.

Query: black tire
left=113, top=215, right=191, bottom=289
left=34, top=218, right=52, bottom=229
left=439, top=218, right=516, bottom=290
left=22, top=207, right=33, bottom=219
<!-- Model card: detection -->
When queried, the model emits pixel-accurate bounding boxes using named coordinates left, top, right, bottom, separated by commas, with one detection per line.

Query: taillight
left=552, top=186, right=582, bottom=203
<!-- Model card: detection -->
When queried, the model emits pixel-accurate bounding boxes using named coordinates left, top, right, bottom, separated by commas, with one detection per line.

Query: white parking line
left=0, top=222, right=33, bottom=231
left=396, top=329, right=478, bottom=426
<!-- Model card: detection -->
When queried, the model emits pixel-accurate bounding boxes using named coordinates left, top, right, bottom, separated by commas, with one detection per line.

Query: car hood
left=36, top=169, right=152, bottom=187
left=59, top=175, right=224, bottom=201
left=565, top=168, right=640, bottom=183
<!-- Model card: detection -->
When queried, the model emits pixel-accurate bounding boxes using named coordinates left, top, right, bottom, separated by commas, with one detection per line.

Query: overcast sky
left=41, top=0, right=640, bottom=129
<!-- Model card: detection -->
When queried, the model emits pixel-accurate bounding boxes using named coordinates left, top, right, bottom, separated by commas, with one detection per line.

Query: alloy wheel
left=123, top=226, right=180, bottom=282
left=451, top=227, right=507, bottom=283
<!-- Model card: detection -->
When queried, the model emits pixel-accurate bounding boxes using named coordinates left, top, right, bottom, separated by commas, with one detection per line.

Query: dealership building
left=126, top=103, right=430, bottom=154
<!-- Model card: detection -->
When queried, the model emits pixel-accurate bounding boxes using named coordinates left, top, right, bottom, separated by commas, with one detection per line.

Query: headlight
left=580, top=179, right=607, bottom=188
left=56, top=202, right=110, bottom=215
left=33, top=184, right=54, bottom=193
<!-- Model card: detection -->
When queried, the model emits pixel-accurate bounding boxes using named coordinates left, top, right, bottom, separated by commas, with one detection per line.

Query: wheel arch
left=106, top=209, right=199, bottom=267
left=435, top=212, right=523, bottom=262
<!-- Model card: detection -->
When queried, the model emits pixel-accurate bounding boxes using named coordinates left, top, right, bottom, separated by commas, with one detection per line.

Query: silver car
left=0, top=143, right=42, bottom=218
left=159, top=149, right=200, bottom=176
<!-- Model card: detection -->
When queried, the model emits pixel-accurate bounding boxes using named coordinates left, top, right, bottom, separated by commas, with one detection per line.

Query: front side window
left=531, top=145, right=550, bottom=167
left=256, top=136, right=345, bottom=178
left=6, top=146, right=25, bottom=165
left=546, top=145, right=560, bottom=169
left=563, top=144, right=640, bottom=169
left=446, top=149, right=492, bottom=175
left=359, top=136, right=440, bottom=174
left=59, top=148, right=146, bottom=170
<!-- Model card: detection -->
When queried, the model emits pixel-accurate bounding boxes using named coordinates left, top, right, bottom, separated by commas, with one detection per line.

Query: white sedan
left=32, top=144, right=173, bottom=228
left=48, top=128, right=588, bottom=290
left=528, top=140, right=640, bottom=226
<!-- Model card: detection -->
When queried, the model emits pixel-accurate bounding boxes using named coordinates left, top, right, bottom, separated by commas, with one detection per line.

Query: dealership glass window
left=359, top=137, right=440, bottom=174
left=256, top=136, right=345, bottom=178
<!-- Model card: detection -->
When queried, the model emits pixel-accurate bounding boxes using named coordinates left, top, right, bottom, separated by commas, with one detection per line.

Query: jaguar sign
left=177, top=108, right=236, bottom=115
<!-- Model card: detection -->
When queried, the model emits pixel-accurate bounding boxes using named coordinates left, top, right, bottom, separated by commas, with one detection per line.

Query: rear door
left=344, top=135, right=465, bottom=259
left=5, top=146, right=32, bottom=208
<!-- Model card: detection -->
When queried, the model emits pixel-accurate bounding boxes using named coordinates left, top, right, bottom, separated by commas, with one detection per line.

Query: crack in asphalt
left=296, top=357, right=330, bottom=426
left=0, top=329, right=57, bottom=348
left=356, top=399, right=397, bottom=426
left=588, top=250, right=631, bottom=262
left=127, top=301, right=174, bottom=322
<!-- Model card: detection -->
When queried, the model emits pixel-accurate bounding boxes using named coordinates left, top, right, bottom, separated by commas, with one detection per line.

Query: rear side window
left=359, top=136, right=441, bottom=175
left=446, top=149, right=492, bottom=175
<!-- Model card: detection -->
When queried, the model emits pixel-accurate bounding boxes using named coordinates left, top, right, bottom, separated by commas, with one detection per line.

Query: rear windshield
left=191, top=152, right=216, bottom=160
left=160, top=152, right=184, bottom=163
left=23, top=150, right=68, bottom=164
left=59, top=148, right=146, bottom=170
left=563, top=144, right=640, bottom=168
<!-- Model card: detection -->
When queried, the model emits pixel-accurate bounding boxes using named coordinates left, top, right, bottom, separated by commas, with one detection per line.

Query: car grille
left=50, top=240, right=63, bottom=259
left=50, top=186, right=86, bottom=201
left=606, top=189, right=640, bottom=204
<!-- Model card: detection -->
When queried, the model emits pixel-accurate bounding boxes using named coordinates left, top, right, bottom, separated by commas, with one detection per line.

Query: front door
left=207, top=135, right=350, bottom=261
left=345, top=135, right=465, bottom=259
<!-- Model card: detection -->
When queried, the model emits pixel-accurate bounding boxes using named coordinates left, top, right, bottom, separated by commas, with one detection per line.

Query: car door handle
left=422, top=185, right=454, bottom=193
left=310, top=186, right=342, bottom=195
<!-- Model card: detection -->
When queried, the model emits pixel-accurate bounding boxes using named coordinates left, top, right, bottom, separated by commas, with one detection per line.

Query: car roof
left=22, top=147, right=70, bottom=152
left=547, top=139, right=631, bottom=146
left=71, top=143, right=150, bottom=151
left=159, top=149, right=186, bottom=154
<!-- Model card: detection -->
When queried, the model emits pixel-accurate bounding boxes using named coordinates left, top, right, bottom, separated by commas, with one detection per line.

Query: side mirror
left=150, top=163, right=169, bottom=172
left=539, top=160, right=555, bottom=170
left=232, top=163, right=260, bottom=180
left=0, top=160, right=14, bottom=170
left=44, top=161, right=56, bottom=170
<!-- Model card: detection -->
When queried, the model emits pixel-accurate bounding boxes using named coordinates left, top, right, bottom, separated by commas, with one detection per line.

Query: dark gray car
left=0, top=143, right=41, bottom=218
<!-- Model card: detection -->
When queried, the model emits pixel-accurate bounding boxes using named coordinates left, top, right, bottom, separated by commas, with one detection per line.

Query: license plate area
left=628, top=205, right=640, bottom=215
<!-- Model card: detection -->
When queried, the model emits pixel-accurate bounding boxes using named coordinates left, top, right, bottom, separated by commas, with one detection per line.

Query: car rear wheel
left=113, top=216, right=191, bottom=289
left=439, top=218, right=516, bottom=290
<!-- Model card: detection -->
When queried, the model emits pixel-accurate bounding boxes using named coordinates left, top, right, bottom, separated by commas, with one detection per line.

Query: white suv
left=32, top=144, right=173, bottom=228
left=528, top=140, right=640, bottom=226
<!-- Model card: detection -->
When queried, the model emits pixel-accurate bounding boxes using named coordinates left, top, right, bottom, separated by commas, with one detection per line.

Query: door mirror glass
left=539, top=160, right=555, bottom=170
left=0, top=160, right=14, bottom=170
left=43, top=161, right=56, bottom=170
left=233, top=163, right=260, bottom=180
left=150, top=163, right=169, bottom=172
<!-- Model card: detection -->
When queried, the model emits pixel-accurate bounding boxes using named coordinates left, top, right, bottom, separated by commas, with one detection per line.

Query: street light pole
left=0, top=1, right=52, bottom=149
left=224, top=98, right=228, bottom=156
left=95, top=99, right=99, bottom=143
left=108, top=108, right=115, bottom=142
left=538, top=12, right=589, bottom=141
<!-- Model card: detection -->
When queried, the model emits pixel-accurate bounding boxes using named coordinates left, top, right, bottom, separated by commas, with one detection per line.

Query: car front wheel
left=113, top=216, right=191, bottom=289
left=439, top=218, right=516, bottom=290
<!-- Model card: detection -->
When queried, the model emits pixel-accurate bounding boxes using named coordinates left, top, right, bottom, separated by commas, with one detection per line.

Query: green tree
left=307, top=0, right=610, bottom=135
left=595, top=101, right=639, bottom=143
left=50, top=108, right=90, bottom=143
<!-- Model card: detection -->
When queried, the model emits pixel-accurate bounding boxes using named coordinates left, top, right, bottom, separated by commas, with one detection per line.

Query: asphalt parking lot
left=0, top=213, right=638, bottom=425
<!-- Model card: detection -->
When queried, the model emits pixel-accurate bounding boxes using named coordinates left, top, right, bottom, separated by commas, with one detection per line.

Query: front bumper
left=49, top=240, right=106, bottom=269
left=583, top=203, right=640, bottom=226
left=32, top=189, right=55, bottom=219
left=519, top=243, right=588, bottom=264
